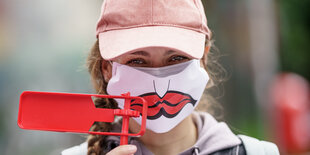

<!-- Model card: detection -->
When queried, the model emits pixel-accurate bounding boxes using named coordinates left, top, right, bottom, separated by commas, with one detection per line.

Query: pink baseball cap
left=96, top=0, right=210, bottom=60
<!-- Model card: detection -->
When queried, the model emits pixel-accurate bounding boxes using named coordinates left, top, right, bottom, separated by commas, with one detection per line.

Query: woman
left=62, top=0, right=279, bottom=154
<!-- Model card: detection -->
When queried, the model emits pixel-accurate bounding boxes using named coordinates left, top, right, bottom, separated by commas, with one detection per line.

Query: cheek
left=200, top=59, right=204, bottom=67
left=102, top=62, right=113, bottom=82
left=104, top=70, right=112, bottom=82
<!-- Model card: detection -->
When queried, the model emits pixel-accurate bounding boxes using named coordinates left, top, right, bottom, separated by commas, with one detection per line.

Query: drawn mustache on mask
left=130, top=91, right=197, bottom=120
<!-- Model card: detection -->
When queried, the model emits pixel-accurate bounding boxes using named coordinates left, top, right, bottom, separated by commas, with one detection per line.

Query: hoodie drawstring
left=192, top=146, right=200, bottom=155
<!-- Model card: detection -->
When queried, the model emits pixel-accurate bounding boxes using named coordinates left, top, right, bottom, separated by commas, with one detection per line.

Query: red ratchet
left=17, top=91, right=148, bottom=145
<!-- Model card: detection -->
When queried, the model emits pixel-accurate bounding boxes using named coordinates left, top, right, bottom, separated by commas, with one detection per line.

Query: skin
left=102, top=47, right=207, bottom=155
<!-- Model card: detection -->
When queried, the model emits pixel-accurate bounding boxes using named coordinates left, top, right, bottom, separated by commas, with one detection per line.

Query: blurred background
left=0, top=0, right=309, bottom=154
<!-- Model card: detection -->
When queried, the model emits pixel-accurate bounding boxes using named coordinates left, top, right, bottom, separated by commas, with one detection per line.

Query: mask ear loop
left=108, top=60, right=117, bottom=77
left=108, top=60, right=113, bottom=66
left=100, top=60, right=114, bottom=84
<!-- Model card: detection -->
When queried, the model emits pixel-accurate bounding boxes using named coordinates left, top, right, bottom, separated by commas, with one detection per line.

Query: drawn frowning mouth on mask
left=130, top=80, right=197, bottom=120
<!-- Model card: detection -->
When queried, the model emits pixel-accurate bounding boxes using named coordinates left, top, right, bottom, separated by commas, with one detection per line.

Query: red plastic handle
left=17, top=91, right=148, bottom=145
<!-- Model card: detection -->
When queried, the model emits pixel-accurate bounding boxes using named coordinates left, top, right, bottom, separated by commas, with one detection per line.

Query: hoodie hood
left=61, top=112, right=241, bottom=155
left=134, top=112, right=242, bottom=155
left=181, top=112, right=241, bottom=154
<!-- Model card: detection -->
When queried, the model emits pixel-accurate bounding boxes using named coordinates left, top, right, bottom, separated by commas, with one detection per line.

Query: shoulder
left=61, top=142, right=87, bottom=155
left=209, top=143, right=246, bottom=155
left=209, top=135, right=279, bottom=155
left=238, top=135, right=280, bottom=155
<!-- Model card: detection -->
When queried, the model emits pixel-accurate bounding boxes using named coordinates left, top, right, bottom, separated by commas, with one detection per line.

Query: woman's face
left=105, top=47, right=210, bottom=133
left=112, top=47, right=193, bottom=68
left=102, top=47, right=204, bottom=82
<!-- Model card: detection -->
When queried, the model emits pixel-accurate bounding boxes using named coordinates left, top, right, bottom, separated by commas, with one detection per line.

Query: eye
left=125, top=58, right=147, bottom=66
left=168, top=55, right=190, bottom=63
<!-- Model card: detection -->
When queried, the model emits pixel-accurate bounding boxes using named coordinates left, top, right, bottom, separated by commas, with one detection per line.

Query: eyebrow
left=130, top=50, right=177, bottom=57
left=130, top=51, right=150, bottom=56
left=164, top=50, right=176, bottom=56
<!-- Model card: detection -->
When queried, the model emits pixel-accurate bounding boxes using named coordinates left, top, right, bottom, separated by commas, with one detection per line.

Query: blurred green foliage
left=279, top=0, right=310, bottom=80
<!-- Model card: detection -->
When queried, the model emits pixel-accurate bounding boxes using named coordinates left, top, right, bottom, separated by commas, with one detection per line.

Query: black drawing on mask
left=153, top=80, right=170, bottom=98
left=130, top=79, right=197, bottom=119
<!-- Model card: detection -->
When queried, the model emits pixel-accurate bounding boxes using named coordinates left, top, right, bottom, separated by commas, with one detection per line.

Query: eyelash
left=168, top=55, right=189, bottom=62
left=125, top=55, right=190, bottom=66
left=125, top=58, right=146, bottom=65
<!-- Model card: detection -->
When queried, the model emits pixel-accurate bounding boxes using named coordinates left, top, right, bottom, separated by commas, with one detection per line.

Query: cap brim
left=99, top=26, right=206, bottom=60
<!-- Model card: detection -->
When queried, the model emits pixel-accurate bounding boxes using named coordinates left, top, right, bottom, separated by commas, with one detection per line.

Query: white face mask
left=107, top=59, right=209, bottom=133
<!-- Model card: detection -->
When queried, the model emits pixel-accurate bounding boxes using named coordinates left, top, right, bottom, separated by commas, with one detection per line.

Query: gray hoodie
left=129, top=112, right=242, bottom=155
left=62, top=112, right=243, bottom=155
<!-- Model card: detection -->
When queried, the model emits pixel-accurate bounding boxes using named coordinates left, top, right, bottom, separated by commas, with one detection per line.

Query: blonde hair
left=86, top=35, right=226, bottom=154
